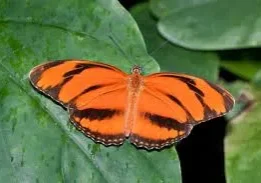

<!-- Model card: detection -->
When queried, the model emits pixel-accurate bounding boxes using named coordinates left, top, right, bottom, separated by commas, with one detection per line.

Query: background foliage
left=0, top=0, right=260, bottom=183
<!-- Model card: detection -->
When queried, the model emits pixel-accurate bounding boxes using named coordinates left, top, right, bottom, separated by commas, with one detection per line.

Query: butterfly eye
left=131, top=65, right=142, bottom=74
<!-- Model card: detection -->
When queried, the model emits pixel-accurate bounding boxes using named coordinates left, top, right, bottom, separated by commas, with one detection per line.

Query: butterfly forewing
left=144, top=73, right=234, bottom=121
left=29, top=60, right=127, bottom=106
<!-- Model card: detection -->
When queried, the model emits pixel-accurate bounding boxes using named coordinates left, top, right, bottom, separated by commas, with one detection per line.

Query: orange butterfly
left=29, top=60, right=234, bottom=149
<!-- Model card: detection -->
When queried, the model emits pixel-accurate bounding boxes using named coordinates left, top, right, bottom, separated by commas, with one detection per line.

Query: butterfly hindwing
left=69, top=87, right=127, bottom=145
left=130, top=87, right=193, bottom=149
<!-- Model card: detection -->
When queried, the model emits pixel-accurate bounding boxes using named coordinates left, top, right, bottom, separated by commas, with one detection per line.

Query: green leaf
left=253, top=69, right=261, bottom=88
left=0, top=1, right=183, bottom=182
left=225, top=84, right=261, bottom=183
left=154, top=0, right=261, bottom=50
left=131, top=2, right=219, bottom=82
left=221, top=60, right=261, bottom=80
left=150, top=0, right=214, bottom=18
left=220, top=49, right=261, bottom=80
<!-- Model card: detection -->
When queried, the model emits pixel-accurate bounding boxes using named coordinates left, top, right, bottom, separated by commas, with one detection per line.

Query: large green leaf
left=0, top=1, right=185, bottom=182
left=225, top=84, right=261, bottom=183
left=220, top=49, right=261, bottom=80
left=131, top=2, right=219, bottom=82
left=152, top=0, right=261, bottom=50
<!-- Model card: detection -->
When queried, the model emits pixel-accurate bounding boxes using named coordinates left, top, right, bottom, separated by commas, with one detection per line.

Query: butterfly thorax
left=124, top=69, right=144, bottom=136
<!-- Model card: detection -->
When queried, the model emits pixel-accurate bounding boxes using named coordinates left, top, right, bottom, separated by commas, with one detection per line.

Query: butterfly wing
left=69, top=87, right=127, bottom=145
left=29, top=60, right=127, bottom=106
left=29, top=60, right=127, bottom=145
left=130, top=73, right=234, bottom=149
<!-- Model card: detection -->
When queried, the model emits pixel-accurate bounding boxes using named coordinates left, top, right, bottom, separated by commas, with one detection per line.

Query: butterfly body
left=29, top=60, right=234, bottom=150
left=125, top=66, right=144, bottom=136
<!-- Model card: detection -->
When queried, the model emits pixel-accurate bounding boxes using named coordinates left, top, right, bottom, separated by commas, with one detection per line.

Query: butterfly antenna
left=108, top=25, right=135, bottom=66
left=127, top=40, right=170, bottom=69
left=109, top=34, right=156, bottom=72
left=149, top=40, right=169, bottom=56
left=134, top=40, right=170, bottom=72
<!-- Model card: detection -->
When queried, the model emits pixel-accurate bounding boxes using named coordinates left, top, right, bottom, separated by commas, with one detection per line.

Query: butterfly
left=29, top=60, right=234, bottom=150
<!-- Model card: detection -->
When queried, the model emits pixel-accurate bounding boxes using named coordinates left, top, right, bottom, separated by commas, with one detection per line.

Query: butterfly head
left=131, top=65, right=142, bottom=75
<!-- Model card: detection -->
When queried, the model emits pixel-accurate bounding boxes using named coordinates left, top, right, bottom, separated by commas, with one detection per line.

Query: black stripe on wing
left=72, top=108, right=122, bottom=121
left=143, top=112, right=189, bottom=131
left=166, top=94, right=195, bottom=122
left=159, top=75, right=205, bottom=96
